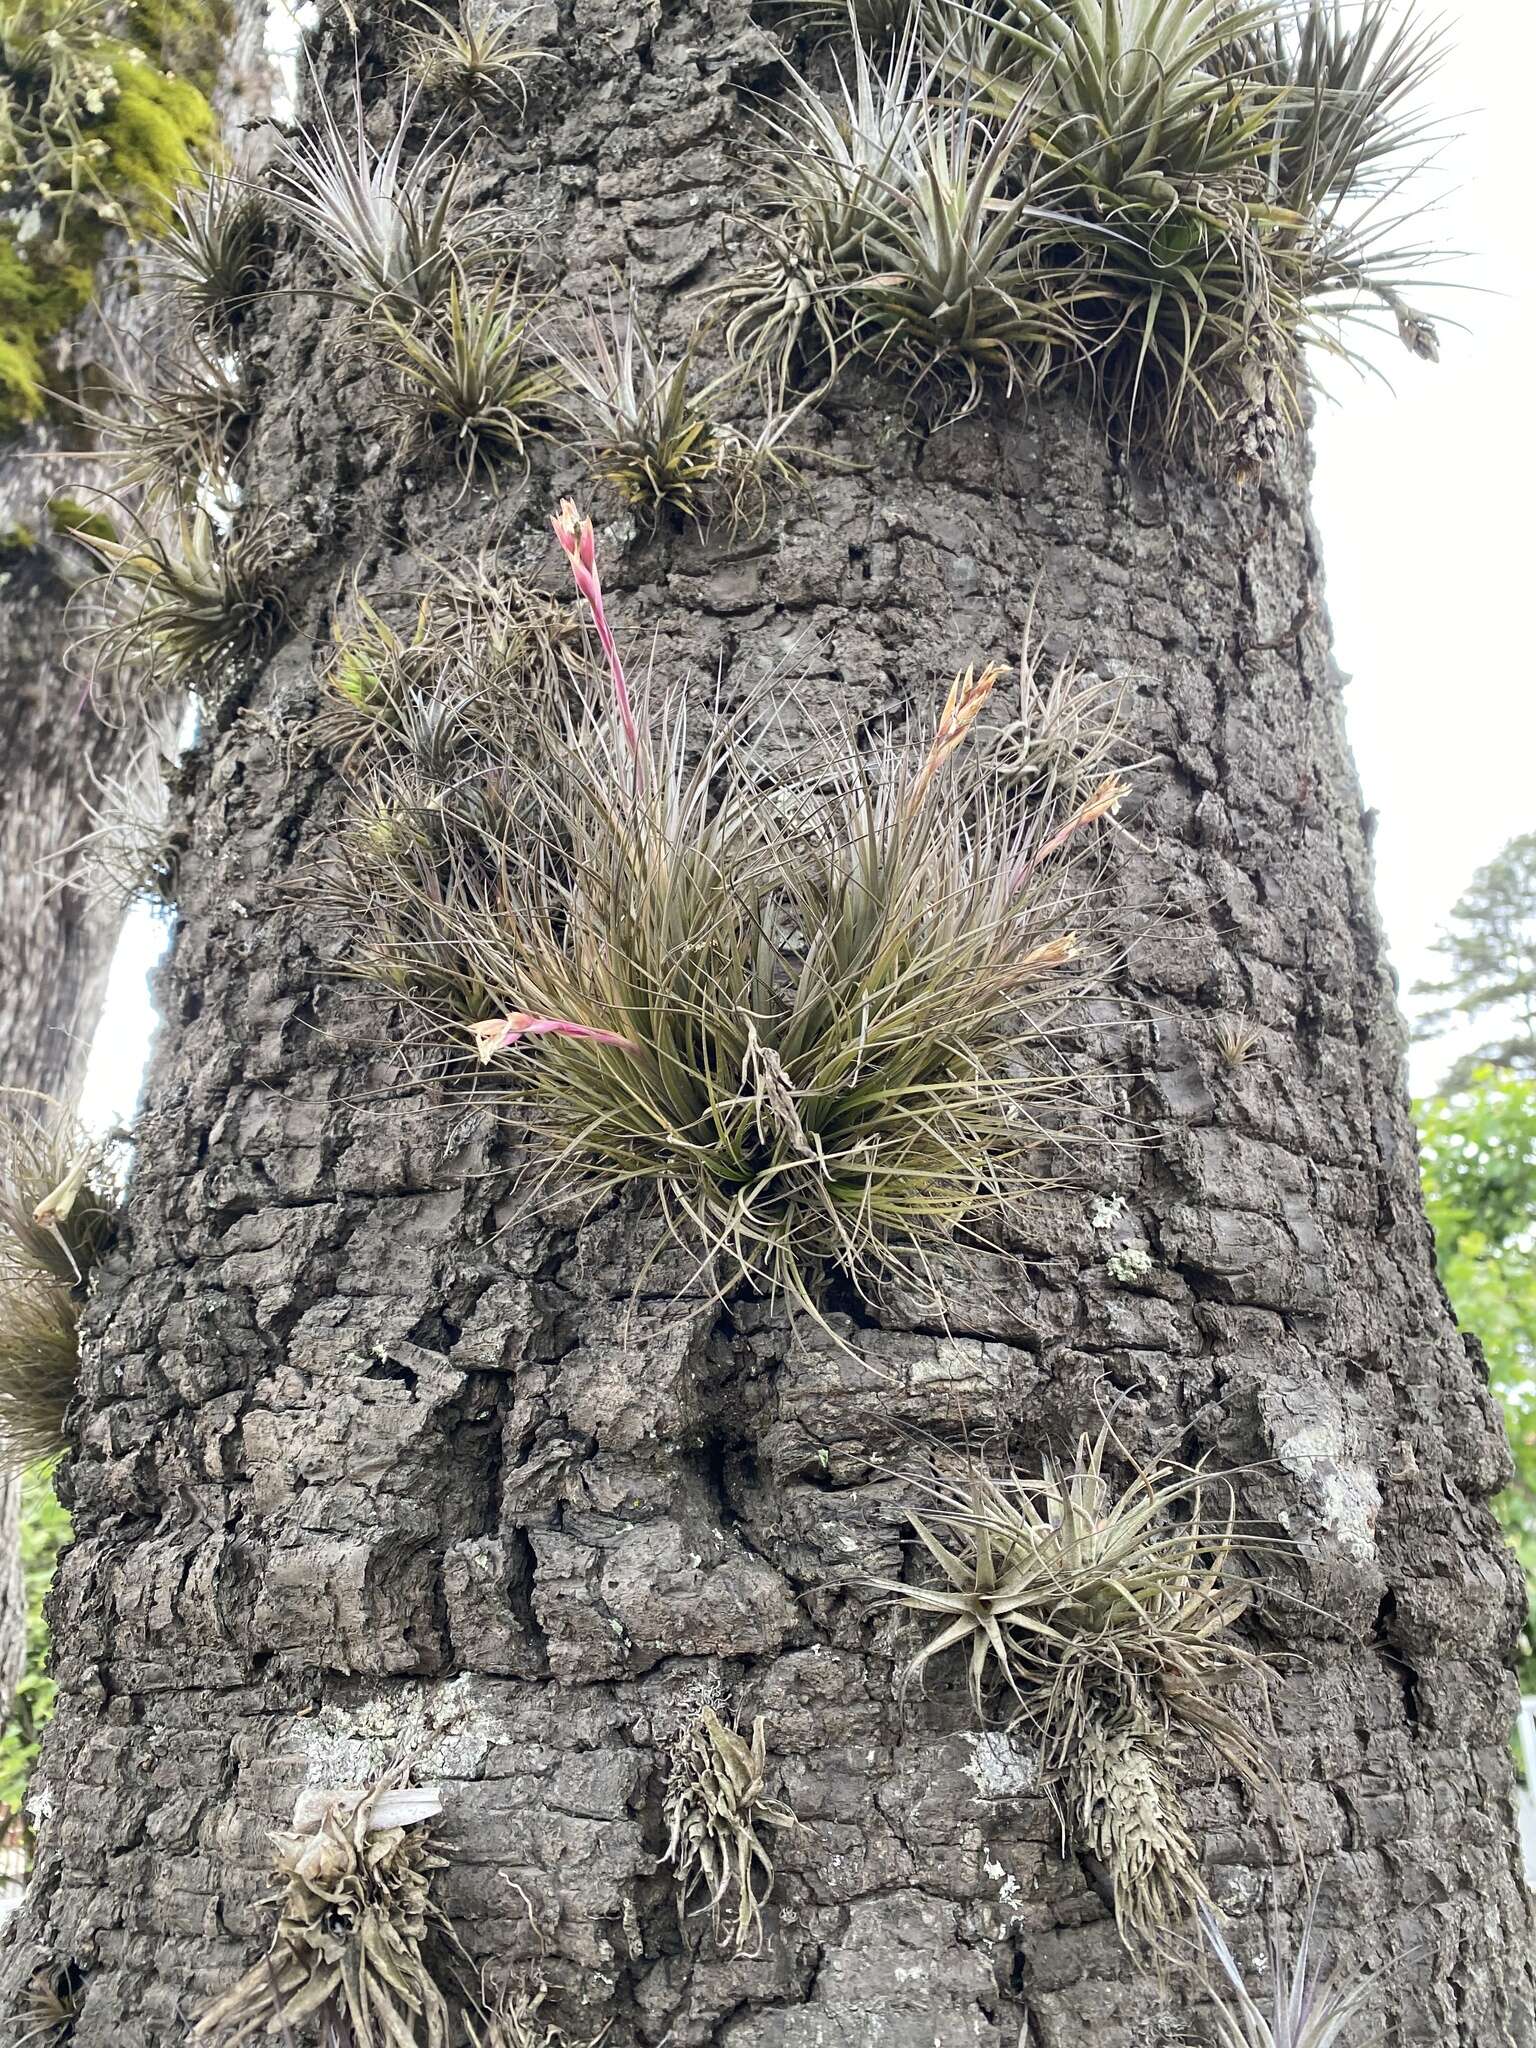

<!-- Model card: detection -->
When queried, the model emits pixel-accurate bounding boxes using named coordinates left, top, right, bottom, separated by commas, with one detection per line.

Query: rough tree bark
left=0, top=469, right=135, bottom=1721
left=1, top=3, right=1532, bottom=2042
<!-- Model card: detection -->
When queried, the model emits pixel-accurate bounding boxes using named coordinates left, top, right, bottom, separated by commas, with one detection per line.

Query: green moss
left=0, top=231, right=98, bottom=428
left=100, top=50, right=217, bottom=221
left=0, top=0, right=224, bottom=434
left=48, top=495, right=118, bottom=542
left=128, top=0, right=234, bottom=97
left=1, top=525, right=39, bottom=553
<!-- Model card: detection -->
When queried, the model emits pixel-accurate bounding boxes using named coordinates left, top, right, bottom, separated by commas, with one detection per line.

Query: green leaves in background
left=1418, top=1066, right=1536, bottom=1673
left=0, top=1467, right=69, bottom=1852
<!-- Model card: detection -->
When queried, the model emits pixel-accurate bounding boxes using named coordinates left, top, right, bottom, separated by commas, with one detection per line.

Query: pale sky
left=77, top=0, right=1532, bottom=1133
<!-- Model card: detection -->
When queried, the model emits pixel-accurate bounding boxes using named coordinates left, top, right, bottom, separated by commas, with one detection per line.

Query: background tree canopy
left=1414, top=832, right=1536, bottom=1083
left=1416, top=836, right=1536, bottom=1681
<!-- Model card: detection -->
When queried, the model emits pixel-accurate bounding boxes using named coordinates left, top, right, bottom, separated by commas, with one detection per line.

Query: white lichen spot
left=1277, top=1421, right=1382, bottom=1562
left=1090, top=1195, right=1126, bottom=1232
left=1107, top=1244, right=1154, bottom=1284
left=962, top=1729, right=1037, bottom=1800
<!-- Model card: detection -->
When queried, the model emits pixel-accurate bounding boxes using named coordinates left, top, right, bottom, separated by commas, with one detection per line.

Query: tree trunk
left=0, top=477, right=135, bottom=1722
left=2, top=4, right=1532, bottom=2043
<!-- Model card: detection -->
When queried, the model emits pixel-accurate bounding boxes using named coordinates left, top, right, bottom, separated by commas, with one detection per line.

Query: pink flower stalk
left=1010, top=773, right=1130, bottom=894
left=551, top=500, right=644, bottom=780
left=471, top=1012, right=639, bottom=1062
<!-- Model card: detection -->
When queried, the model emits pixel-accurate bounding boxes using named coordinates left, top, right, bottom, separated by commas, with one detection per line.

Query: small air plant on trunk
left=1198, top=1892, right=1388, bottom=2047
left=715, top=32, right=1083, bottom=412
left=375, top=269, right=565, bottom=485
left=77, top=500, right=286, bottom=704
left=46, top=712, right=180, bottom=908
left=866, top=1428, right=1273, bottom=1950
left=154, top=170, right=273, bottom=336
left=663, top=1699, right=797, bottom=1956
left=451, top=503, right=1126, bottom=1317
left=272, top=80, right=475, bottom=318
left=73, top=337, right=251, bottom=507
left=549, top=303, right=758, bottom=527
left=193, top=1769, right=464, bottom=2048
left=0, top=1097, right=118, bottom=1471
left=400, top=0, right=547, bottom=115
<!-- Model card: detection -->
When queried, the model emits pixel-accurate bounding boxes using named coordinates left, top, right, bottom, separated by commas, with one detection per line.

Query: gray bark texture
left=0, top=473, right=131, bottom=1719
left=3, top=2, right=1533, bottom=2042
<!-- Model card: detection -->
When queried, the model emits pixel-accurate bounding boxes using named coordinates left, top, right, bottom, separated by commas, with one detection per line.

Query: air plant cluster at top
left=868, top=1427, right=1272, bottom=1950
left=323, top=501, right=1127, bottom=1317
left=724, top=0, right=1450, bottom=453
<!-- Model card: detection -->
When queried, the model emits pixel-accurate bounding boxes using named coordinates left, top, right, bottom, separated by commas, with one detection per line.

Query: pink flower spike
left=550, top=499, right=644, bottom=782
left=471, top=1013, right=639, bottom=1063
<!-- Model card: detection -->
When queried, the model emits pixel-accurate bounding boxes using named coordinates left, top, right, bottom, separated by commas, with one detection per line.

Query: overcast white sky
left=77, top=0, right=1533, bottom=1132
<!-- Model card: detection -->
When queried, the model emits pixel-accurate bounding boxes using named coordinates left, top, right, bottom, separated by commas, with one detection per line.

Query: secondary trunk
left=0, top=472, right=136, bottom=1723
left=2, top=4, right=1532, bottom=2043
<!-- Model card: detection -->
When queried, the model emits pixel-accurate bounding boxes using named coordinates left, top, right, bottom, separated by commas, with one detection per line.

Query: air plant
left=376, top=269, right=564, bottom=481
left=47, top=713, right=179, bottom=907
left=550, top=303, right=736, bottom=525
left=0, top=1097, right=118, bottom=1471
left=866, top=1428, right=1271, bottom=1946
left=939, top=1, right=1282, bottom=193
left=193, top=1769, right=464, bottom=2048
left=1198, top=1893, right=1386, bottom=2047
left=73, top=338, right=250, bottom=505
left=79, top=501, right=285, bottom=697
left=663, top=1701, right=796, bottom=1956
left=715, top=33, right=1083, bottom=410
left=154, top=170, right=272, bottom=334
left=1215, top=1019, right=1264, bottom=1069
left=400, top=0, right=547, bottom=113
left=272, top=79, right=472, bottom=315
left=436, top=503, right=1126, bottom=1313
left=721, top=0, right=1447, bottom=452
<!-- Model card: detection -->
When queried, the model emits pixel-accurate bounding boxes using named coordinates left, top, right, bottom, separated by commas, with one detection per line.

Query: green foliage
left=1414, top=833, right=1536, bottom=1081
left=1418, top=1067, right=1536, bottom=1669
left=867, top=1428, right=1271, bottom=1946
left=0, top=230, right=96, bottom=426
left=0, top=0, right=223, bottom=428
left=48, top=492, right=117, bottom=540
left=719, top=0, right=1447, bottom=450
left=0, top=1467, right=70, bottom=1853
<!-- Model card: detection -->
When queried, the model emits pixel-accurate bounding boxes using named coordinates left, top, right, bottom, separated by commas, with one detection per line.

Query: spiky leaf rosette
left=723, top=0, right=1447, bottom=450
left=193, top=1769, right=463, bottom=2048
left=1199, top=1892, right=1388, bottom=2048
left=0, top=1098, right=118, bottom=1471
left=320, top=509, right=1125, bottom=1317
left=867, top=1428, right=1272, bottom=1944
left=664, top=1701, right=796, bottom=1956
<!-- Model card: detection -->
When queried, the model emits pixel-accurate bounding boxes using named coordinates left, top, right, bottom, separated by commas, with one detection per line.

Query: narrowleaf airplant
left=0, top=1096, right=118, bottom=1471
left=272, top=79, right=473, bottom=316
left=319, top=498, right=1126, bottom=1317
left=1198, top=1892, right=1388, bottom=2048
left=720, top=0, right=1449, bottom=451
left=866, top=1428, right=1274, bottom=1946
